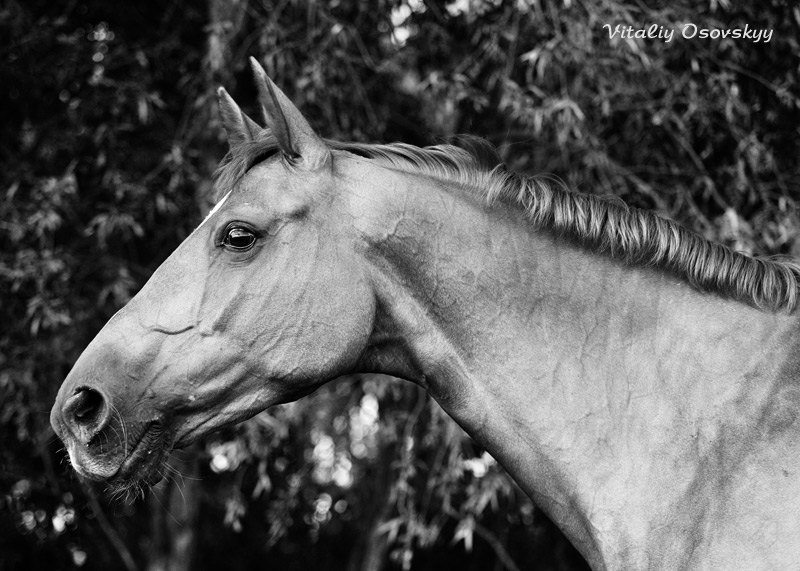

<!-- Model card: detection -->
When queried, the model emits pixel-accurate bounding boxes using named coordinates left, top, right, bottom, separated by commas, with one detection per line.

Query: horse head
left=50, top=59, right=375, bottom=492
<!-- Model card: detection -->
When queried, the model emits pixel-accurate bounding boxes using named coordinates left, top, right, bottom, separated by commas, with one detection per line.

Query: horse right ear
left=217, top=87, right=262, bottom=148
left=249, top=57, right=330, bottom=171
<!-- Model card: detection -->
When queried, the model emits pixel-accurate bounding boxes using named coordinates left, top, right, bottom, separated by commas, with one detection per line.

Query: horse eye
left=223, top=226, right=257, bottom=251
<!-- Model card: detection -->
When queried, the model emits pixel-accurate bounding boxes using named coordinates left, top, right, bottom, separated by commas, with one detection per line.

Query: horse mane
left=214, top=134, right=800, bottom=313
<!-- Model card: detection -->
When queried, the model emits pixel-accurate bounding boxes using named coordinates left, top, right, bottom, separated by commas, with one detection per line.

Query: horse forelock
left=212, top=133, right=800, bottom=313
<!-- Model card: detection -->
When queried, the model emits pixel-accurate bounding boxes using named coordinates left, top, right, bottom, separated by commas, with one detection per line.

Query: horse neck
left=347, top=165, right=799, bottom=568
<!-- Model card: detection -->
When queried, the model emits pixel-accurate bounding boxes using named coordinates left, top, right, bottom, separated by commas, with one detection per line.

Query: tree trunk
left=146, top=448, right=201, bottom=571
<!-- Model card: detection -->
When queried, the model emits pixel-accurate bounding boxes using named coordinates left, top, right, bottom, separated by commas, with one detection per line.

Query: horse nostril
left=65, top=388, right=107, bottom=427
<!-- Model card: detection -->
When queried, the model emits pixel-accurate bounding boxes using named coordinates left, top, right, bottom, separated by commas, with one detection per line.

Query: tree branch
left=84, top=484, right=138, bottom=571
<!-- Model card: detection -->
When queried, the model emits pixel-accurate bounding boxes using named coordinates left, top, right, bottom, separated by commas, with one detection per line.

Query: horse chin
left=103, top=422, right=173, bottom=500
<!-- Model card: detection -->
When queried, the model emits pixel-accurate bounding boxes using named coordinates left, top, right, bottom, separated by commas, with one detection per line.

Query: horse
left=50, top=58, right=800, bottom=570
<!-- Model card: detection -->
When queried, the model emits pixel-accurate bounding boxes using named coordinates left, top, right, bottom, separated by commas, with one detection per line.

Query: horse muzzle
left=51, top=369, right=172, bottom=488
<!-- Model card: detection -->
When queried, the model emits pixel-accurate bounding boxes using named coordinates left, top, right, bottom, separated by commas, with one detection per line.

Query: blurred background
left=1, top=0, right=798, bottom=569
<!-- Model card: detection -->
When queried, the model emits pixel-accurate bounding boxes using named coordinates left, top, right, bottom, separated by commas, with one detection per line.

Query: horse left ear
left=217, top=87, right=262, bottom=148
left=249, top=57, right=330, bottom=170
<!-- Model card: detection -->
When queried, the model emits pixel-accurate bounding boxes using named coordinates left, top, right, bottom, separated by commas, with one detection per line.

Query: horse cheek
left=289, top=266, right=374, bottom=383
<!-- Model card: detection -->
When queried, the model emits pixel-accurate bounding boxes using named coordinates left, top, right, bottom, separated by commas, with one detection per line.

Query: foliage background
left=1, top=0, right=798, bottom=569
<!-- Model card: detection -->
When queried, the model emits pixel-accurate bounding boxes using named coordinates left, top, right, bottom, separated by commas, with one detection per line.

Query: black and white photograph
left=2, top=1, right=799, bottom=569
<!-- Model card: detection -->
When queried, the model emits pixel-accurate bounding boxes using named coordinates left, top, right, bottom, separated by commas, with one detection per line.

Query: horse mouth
left=107, top=421, right=170, bottom=488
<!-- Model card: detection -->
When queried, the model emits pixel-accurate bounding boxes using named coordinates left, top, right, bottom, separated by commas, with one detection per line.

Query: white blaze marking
left=197, top=190, right=233, bottom=229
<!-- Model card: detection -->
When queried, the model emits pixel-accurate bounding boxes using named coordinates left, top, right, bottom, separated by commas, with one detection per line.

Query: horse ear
left=249, top=57, right=330, bottom=170
left=217, top=87, right=262, bottom=148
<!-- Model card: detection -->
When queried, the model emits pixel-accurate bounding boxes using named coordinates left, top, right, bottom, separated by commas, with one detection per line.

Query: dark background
left=1, top=1, right=798, bottom=569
